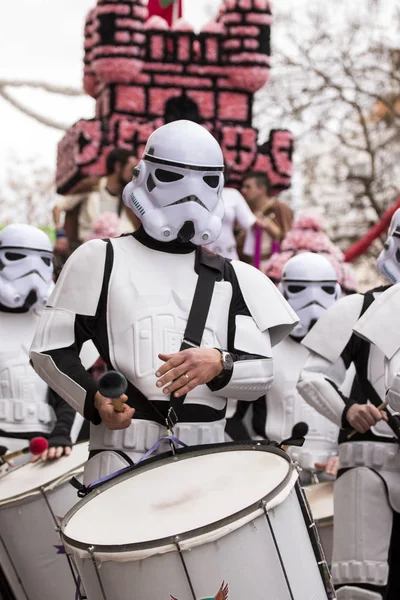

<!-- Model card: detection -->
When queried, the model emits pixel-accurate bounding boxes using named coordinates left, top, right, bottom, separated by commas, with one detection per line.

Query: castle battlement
left=57, top=0, right=292, bottom=197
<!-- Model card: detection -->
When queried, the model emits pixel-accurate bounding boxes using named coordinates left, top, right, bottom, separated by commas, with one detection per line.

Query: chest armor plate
left=107, top=238, right=232, bottom=408
left=0, top=311, right=54, bottom=432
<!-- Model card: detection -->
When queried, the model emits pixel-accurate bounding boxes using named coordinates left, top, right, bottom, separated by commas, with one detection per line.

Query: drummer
left=227, top=252, right=342, bottom=484
left=30, top=120, right=298, bottom=484
left=0, top=225, right=82, bottom=467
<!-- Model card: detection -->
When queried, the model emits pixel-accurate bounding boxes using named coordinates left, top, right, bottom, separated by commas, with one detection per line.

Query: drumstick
left=347, top=401, right=389, bottom=439
left=98, top=371, right=128, bottom=413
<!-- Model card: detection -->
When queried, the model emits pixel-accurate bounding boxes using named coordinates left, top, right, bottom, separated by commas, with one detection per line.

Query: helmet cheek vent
left=147, top=174, right=156, bottom=192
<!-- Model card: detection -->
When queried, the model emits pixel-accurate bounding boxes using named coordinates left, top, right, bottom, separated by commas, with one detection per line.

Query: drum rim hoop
left=0, top=442, right=89, bottom=507
left=62, top=441, right=295, bottom=554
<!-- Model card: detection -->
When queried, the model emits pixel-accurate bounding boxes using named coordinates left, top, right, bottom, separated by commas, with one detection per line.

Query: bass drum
left=62, top=442, right=335, bottom=600
left=0, top=442, right=88, bottom=600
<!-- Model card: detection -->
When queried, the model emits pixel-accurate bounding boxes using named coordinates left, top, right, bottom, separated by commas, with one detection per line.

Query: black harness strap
left=166, top=250, right=222, bottom=430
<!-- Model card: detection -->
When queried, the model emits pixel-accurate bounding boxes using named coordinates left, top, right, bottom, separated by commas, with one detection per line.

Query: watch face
left=222, top=351, right=234, bottom=370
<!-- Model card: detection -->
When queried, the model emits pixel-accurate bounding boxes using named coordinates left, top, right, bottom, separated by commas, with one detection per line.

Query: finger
left=172, top=377, right=198, bottom=398
left=367, top=406, right=383, bottom=421
left=47, top=447, right=57, bottom=460
left=314, top=462, right=327, bottom=469
left=162, top=372, right=192, bottom=395
left=156, top=365, right=188, bottom=388
left=54, top=446, right=64, bottom=459
left=64, top=446, right=72, bottom=456
left=156, top=353, right=185, bottom=377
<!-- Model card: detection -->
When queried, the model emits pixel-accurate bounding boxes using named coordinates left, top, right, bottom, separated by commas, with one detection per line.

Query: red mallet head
left=29, top=437, right=49, bottom=456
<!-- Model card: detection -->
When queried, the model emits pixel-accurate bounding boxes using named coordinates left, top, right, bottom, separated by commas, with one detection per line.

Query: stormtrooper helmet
left=123, top=120, right=225, bottom=245
left=279, top=252, right=341, bottom=339
left=0, top=224, right=54, bottom=310
left=376, top=208, right=400, bottom=284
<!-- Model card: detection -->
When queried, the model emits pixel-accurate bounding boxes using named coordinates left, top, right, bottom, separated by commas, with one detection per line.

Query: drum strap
left=166, top=247, right=223, bottom=432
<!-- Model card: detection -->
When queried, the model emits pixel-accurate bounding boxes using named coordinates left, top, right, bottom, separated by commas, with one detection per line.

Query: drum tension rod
left=88, top=546, right=109, bottom=600
left=174, top=536, right=197, bottom=600
left=260, top=500, right=295, bottom=600
left=40, top=487, right=85, bottom=599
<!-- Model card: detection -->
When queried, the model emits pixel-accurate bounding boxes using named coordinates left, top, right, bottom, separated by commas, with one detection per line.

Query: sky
left=0, top=0, right=218, bottom=181
left=0, top=0, right=397, bottom=186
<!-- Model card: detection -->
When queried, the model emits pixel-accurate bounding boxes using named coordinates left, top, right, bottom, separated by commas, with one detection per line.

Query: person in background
left=53, top=148, right=139, bottom=254
left=241, top=171, right=293, bottom=269
left=226, top=252, right=342, bottom=483
left=0, top=224, right=81, bottom=465
left=296, top=208, right=400, bottom=600
left=206, top=182, right=256, bottom=259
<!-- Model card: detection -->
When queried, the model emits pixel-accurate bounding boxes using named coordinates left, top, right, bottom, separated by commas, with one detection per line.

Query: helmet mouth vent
left=166, top=195, right=209, bottom=211
left=25, top=290, right=38, bottom=308
left=177, top=221, right=195, bottom=243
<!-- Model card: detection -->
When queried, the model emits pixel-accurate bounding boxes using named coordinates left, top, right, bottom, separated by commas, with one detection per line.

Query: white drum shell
left=62, top=445, right=330, bottom=600
left=0, top=442, right=88, bottom=600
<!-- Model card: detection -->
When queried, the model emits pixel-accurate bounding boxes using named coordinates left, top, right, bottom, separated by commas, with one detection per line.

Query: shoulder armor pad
left=48, top=238, right=108, bottom=316
left=302, top=293, right=364, bottom=363
left=230, top=260, right=298, bottom=346
left=354, top=284, right=399, bottom=358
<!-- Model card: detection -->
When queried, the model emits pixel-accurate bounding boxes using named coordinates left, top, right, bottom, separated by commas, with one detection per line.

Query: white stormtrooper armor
left=31, top=121, right=298, bottom=484
left=0, top=309, right=55, bottom=436
left=0, top=225, right=84, bottom=467
left=0, top=224, right=54, bottom=310
left=266, top=254, right=340, bottom=478
left=298, top=216, right=400, bottom=598
left=267, top=337, right=339, bottom=474
left=0, top=226, right=56, bottom=438
left=123, top=120, right=225, bottom=246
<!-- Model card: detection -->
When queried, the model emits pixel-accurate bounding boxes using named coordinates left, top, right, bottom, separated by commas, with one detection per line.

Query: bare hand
left=54, top=237, right=70, bottom=255
left=32, top=446, right=72, bottom=463
left=315, top=456, right=339, bottom=478
left=156, top=348, right=223, bottom=398
left=346, top=403, right=385, bottom=433
left=94, top=392, right=135, bottom=430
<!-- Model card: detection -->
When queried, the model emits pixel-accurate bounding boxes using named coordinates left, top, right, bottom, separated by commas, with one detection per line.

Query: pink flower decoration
left=89, top=212, right=121, bottom=240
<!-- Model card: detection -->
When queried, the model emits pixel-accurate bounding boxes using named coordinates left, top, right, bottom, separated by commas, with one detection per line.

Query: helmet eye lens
left=155, top=169, right=184, bottom=183
left=322, top=285, right=335, bottom=294
left=396, top=248, right=400, bottom=263
left=203, top=175, right=220, bottom=188
left=41, top=257, right=52, bottom=266
left=287, top=285, right=306, bottom=293
left=5, top=252, right=26, bottom=261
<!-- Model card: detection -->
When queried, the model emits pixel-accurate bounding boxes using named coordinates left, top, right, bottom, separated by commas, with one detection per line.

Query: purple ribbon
left=86, top=436, right=187, bottom=492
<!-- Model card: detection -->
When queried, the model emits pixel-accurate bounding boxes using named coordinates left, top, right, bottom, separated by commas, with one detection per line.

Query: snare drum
left=0, top=442, right=89, bottom=600
left=305, top=481, right=334, bottom=565
left=62, top=442, right=335, bottom=600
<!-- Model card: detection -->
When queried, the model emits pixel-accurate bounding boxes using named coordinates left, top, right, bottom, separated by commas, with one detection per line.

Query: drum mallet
left=0, top=437, right=49, bottom=465
left=98, top=370, right=128, bottom=413
left=280, top=422, right=309, bottom=451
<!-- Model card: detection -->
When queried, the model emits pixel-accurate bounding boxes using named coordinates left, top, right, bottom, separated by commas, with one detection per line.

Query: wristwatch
left=219, top=350, right=234, bottom=372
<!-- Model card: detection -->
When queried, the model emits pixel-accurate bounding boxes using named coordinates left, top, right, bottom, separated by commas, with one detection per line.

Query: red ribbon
left=344, top=197, right=400, bottom=262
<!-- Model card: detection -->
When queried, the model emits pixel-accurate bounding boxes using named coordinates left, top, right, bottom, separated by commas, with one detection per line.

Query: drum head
left=0, top=442, right=89, bottom=505
left=63, top=443, right=294, bottom=552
